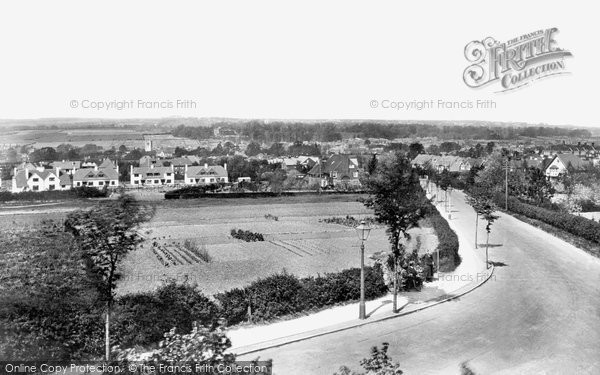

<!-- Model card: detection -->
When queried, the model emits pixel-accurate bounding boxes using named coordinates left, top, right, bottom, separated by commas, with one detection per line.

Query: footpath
left=227, top=188, right=493, bottom=355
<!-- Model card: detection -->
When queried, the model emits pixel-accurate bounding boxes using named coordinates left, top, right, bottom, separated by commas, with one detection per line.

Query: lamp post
left=355, top=220, right=371, bottom=320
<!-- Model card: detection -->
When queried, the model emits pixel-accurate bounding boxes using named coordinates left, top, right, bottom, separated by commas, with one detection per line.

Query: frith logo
left=463, top=28, right=573, bottom=92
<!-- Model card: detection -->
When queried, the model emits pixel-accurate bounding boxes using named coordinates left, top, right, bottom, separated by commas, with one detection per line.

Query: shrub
left=319, top=215, right=378, bottom=227
left=230, top=229, right=265, bottom=242
left=112, top=281, right=219, bottom=348
left=264, top=214, right=279, bottom=221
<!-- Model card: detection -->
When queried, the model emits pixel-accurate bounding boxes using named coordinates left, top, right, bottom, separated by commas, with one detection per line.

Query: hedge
left=500, top=195, right=600, bottom=244
left=110, top=265, right=388, bottom=348
left=0, top=186, right=108, bottom=202
left=215, top=265, right=388, bottom=326
left=427, top=202, right=461, bottom=272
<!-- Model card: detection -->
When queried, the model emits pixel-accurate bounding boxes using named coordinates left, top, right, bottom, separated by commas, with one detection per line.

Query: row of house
left=412, top=152, right=594, bottom=179
left=129, top=163, right=229, bottom=186
left=11, top=159, right=119, bottom=193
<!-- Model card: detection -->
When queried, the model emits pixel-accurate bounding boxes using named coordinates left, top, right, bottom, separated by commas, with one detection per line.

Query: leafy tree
left=245, top=142, right=262, bottom=156
left=363, top=153, right=429, bottom=311
left=465, top=186, right=493, bottom=249
left=29, top=147, right=59, bottom=163
left=64, top=196, right=154, bottom=360
left=408, top=142, right=424, bottom=160
left=526, top=167, right=555, bottom=205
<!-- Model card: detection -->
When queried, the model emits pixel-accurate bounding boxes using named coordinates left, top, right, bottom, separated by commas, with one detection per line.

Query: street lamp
left=355, top=220, right=371, bottom=320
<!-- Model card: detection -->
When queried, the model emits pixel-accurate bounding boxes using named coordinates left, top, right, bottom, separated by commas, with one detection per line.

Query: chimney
left=56, top=167, right=61, bottom=176
left=25, top=167, right=29, bottom=180
left=150, top=164, right=154, bottom=169
left=224, top=163, right=227, bottom=171
left=204, top=163, right=208, bottom=168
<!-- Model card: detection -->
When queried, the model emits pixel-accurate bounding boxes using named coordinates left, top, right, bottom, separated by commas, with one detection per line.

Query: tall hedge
left=215, top=265, right=388, bottom=326
left=427, top=202, right=461, bottom=272
left=501, top=196, right=600, bottom=244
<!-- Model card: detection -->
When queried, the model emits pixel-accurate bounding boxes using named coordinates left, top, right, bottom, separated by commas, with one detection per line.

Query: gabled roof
left=59, top=174, right=72, bottom=186
left=98, top=159, right=116, bottom=169
left=554, top=154, right=590, bottom=170
left=308, top=154, right=358, bottom=177
left=131, top=166, right=173, bottom=177
left=73, top=168, right=119, bottom=181
left=186, top=165, right=227, bottom=178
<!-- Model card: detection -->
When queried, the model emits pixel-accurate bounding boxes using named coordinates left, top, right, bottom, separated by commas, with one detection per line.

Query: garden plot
left=119, top=197, right=438, bottom=295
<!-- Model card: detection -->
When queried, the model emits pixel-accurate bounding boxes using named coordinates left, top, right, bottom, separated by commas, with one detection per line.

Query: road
left=239, top=189, right=600, bottom=374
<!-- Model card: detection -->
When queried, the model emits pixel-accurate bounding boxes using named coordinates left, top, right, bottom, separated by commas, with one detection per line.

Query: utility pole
left=505, top=160, right=509, bottom=210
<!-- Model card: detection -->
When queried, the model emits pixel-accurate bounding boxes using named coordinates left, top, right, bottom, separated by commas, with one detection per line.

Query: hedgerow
left=500, top=195, right=600, bottom=244
left=426, top=202, right=461, bottom=272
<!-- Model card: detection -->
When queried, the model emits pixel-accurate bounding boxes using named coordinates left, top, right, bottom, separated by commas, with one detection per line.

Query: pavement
left=238, top=189, right=600, bottom=375
left=227, top=187, right=491, bottom=354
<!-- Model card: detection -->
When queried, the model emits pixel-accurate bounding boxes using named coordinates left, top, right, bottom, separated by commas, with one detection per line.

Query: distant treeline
left=172, top=121, right=592, bottom=143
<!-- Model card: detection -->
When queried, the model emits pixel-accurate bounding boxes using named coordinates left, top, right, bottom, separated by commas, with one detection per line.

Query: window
left=49, top=185, right=55, bottom=190
left=111, top=181, right=115, bottom=185
left=32, top=185, right=39, bottom=191
left=32, top=178, right=39, bottom=182
left=49, top=177, right=55, bottom=181
left=134, top=174, right=140, bottom=177
left=76, top=182, right=81, bottom=187
left=353, top=172, right=358, bottom=178
left=99, top=181, right=104, bottom=185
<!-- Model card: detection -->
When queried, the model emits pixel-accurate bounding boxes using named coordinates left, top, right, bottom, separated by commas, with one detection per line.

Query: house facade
left=307, top=154, right=361, bottom=187
left=544, top=154, right=590, bottom=178
left=184, top=164, right=228, bottom=184
left=12, top=167, right=71, bottom=193
left=130, top=165, right=175, bottom=186
left=73, top=168, right=119, bottom=188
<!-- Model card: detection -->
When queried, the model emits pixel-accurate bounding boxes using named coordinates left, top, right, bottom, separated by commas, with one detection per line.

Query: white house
left=130, top=165, right=175, bottom=186
left=50, top=160, right=81, bottom=175
left=73, top=168, right=119, bottom=188
left=185, top=164, right=228, bottom=184
left=544, top=154, right=590, bottom=178
left=12, top=167, right=71, bottom=193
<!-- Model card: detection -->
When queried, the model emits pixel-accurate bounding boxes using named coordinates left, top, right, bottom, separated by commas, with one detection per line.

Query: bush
left=230, top=229, right=265, bottom=242
left=112, top=281, right=219, bottom=348
left=215, top=264, right=388, bottom=326
left=500, top=195, right=600, bottom=244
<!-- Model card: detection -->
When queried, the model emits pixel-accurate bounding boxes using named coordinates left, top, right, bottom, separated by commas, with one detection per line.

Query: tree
left=363, top=153, right=429, bottom=312
left=245, top=142, right=262, bottom=157
left=408, top=142, right=424, bottom=160
left=481, top=205, right=499, bottom=268
left=526, top=167, right=555, bottom=205
left=64, top=196, right=154, bottom=360
left=333, top=342, right=403, bottom=375
left=367, top=154, right=378, bottom=175
left=465, top=186, right=493, bottom=249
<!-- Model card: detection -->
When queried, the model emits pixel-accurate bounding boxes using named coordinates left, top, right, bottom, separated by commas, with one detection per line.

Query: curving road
left=239, top=190, right=600, bottom=374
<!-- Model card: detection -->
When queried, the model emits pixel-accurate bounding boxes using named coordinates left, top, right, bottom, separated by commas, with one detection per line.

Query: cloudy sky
left=0, top=0, right=597, bottom=127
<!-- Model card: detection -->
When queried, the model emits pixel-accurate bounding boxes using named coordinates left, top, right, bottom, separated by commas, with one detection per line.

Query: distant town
left=1, top=120, right=599, bottom=206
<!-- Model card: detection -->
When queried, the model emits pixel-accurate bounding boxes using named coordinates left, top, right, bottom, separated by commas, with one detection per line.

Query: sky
left=0, top=1, right=597, bottom=127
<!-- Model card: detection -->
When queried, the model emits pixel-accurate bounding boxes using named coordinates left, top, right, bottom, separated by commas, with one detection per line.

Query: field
left=0, top=195, right=438, bottom=297
left=118, top=195, right=437, bottom=295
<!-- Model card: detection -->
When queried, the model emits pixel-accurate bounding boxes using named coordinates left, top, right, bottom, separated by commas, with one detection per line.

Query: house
left=307, top=154, right=361, bottom=187
left=411, top=155, right=472, bottom=173
left=12, top=167, right=71, bottom=193
left=50, top=160, right=81, bottom=175
left=130, top=165, right=175, bottom=186
left=98, top=158, right=117, bottom=170
left=73, top=167, right=119, bottom=188
left=184, top=163, right=228, bottom=184
left=544, top=154, right=591, bottom=178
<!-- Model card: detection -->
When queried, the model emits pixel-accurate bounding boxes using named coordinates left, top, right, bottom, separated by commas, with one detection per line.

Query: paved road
left=239, top=190, right=600, bottom=374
